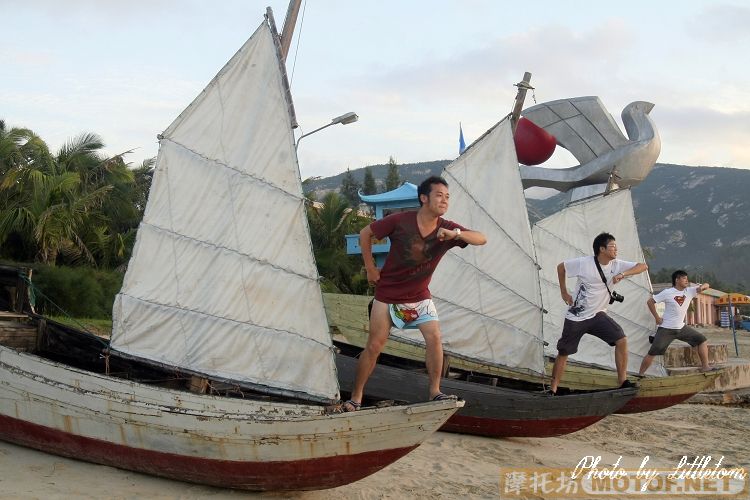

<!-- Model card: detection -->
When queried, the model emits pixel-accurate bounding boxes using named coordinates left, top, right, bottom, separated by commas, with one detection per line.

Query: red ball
left=514, top=117, right=556, bottom=165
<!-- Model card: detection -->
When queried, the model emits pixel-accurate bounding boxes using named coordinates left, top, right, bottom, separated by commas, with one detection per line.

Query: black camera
left=609, top=291, right=625, bottom=304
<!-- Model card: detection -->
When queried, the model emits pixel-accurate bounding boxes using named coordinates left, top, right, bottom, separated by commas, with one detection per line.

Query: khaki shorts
left=647, top=326, right=706, bottom=356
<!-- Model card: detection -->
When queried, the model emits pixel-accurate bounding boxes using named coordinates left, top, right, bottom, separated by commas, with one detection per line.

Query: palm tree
left=0, top=129, right=113, bottom=265
left=307, top=192, right=370, bottom=293
left=0, top=120, right=156, bottom=268
left=0, top=120, right=52, bottom=177
left=0, top=166, right=112, bottom=264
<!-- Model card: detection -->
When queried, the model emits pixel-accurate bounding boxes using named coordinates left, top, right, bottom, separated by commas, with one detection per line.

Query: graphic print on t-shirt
left=403, top=234, right=432, bottom=267
left=568, top=283, right=587, bottom=316
left=652, top=286, right=698, bottom=329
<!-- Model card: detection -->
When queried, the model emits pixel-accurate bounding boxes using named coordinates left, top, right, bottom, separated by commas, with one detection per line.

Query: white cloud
left=687, top=3, right=750, bottom=42
left=3, top=2, right=750, bottom=177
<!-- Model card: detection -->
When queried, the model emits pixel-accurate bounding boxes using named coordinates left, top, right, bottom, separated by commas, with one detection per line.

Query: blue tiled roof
left=358, top=182, right=418, bottom=203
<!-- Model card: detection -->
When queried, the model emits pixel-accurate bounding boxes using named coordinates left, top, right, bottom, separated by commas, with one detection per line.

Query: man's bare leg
left=696, top=341, right=711, bottom=370
left=346, top=300, right=391, bottom=410
left=638, top=354, right=655, bottom=376
left=550, top=354, right=568, bottom=394
left=615, top=337, right=629, bottom=385
left=418, top=320, right=444, bottom=399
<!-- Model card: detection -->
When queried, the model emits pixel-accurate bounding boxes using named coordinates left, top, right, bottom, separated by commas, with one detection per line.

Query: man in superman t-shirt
left=638, top=270, right=714, bottom=375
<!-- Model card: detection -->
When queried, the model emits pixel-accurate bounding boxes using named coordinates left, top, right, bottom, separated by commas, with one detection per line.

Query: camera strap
left=594, top=256, right=614, bottom=296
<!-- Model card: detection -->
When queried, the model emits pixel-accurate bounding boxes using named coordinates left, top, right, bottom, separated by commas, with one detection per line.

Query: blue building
left=345, top=183, right=420, bottom=267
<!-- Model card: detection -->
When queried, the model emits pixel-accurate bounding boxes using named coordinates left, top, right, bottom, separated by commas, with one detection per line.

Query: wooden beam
left=510, top=72, right=533, bottom=134
left=279, top=0, right=302, bottom=62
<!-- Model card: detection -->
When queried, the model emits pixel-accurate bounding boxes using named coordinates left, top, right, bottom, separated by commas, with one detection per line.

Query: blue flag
left=459, top=123, right=466, bottom=154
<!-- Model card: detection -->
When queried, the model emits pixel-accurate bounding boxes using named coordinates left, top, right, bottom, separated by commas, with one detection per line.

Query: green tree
left=362, top=167, right=377, bottom=195
left=306, top=191, right=370, bottom=293
left=385, top=156, right=401, bottom=191
left=0, top=163, right=111, bottom=265
left=301, top=176, right=320, bottom=197
left=339, top=168, right=361, bottom=207
left=0, top=122, right=153, bottom=269
left=0, top=120, right=48, bottom=178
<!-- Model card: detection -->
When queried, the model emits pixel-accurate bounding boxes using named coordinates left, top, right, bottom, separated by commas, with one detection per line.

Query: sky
left=3, top=0, right=750, bottom=190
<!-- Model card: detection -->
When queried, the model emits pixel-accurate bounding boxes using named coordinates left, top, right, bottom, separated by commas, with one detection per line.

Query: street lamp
left=295, top=112, right=358, bottom=150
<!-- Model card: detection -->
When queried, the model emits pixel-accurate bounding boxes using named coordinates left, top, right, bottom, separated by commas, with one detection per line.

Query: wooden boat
left=335, top=341, right=636, bottom=438
left=0, top=9, right=462, bottom=491
left=535, top=361, right=720, bottom=414
left=325, top=293, right=718, bottom=416
left=330, top=114, right=637, bottom=438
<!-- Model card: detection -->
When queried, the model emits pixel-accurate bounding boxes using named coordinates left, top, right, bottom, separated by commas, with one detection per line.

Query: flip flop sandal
left=431, top=393, right=458, bottom=401
left=342, top=399, right=361, bottom=412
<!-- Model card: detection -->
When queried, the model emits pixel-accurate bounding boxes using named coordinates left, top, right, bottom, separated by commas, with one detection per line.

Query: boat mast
left=279, top=0, right=303, bottom=62
left=510, top=72, right=533, bottom=133
left=266, top=4, right=299, bottom=128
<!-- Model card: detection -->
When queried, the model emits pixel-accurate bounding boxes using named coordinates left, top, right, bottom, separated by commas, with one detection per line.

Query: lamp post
left=295, top=112, right=358, bottom=151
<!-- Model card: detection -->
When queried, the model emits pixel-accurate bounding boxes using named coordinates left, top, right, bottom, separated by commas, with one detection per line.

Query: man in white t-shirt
left=638, top=270, right=713, bottom=375
left=550, top=232, right=648, bottom=394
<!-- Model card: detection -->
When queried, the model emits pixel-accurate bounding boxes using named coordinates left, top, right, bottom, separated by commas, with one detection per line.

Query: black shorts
left=647, top=326, right=706, bottom=356
left=557, top=312, right=625, bottom=356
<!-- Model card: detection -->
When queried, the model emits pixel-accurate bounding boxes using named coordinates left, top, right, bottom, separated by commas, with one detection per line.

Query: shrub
left=29, top=264, right=123, bottom=319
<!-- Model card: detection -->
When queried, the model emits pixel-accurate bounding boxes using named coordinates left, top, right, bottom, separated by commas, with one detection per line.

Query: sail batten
left=137, top=221, right=318, bottom=282
left=431, top=293, right=546, bottom=343
left=161, top=138, right=307, bottom=202
left=442, top=170, right=538, bottom=266
left=116, top=293, right=334, bottom=350
left=111, top=21, right=340, bottom=401
left=441, top=252, right=544, bottom=311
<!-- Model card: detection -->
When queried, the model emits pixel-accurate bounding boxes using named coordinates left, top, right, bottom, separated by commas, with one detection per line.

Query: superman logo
left=674, top=295, right=686, bottom=306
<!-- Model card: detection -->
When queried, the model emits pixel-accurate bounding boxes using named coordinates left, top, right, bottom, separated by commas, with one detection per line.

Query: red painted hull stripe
left=615, top=392, right=697, bottom=414
left=0, top=414, right=417, bottom=491
left=442, top=414, right=605, bottom=438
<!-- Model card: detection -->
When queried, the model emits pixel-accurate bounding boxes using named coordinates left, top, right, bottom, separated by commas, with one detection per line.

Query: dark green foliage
left=362, top=167, right=377, bottom=195
left=339, top=168, right=361, bottom=207
left=0, top=118, right=155, bottom=269
left=306, top=159, right=450, bottom=193
left=385, top=156, right=400, bottom=191
left=306, top=192, right=371, bottom=294
left=29, top=264, right=123, bottom=318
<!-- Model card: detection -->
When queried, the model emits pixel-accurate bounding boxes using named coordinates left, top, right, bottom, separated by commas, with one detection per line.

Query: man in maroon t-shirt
left=343, top=176, right=486, bottom=411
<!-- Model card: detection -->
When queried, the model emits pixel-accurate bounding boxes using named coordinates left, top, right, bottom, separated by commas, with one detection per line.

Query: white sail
left=532, top=189, right=665, bottom=375
left=390, top=118, right=547, bottom=374
left=110, top=22, right=339, bottom=401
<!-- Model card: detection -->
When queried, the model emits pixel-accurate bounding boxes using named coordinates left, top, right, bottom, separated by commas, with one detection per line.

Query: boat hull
left=441, top=413, right=604, bottom=438
left=0, top=412, right=417, bottom=490
left=0, top=345, right=461, bottom=491
left=540, top=361, right=721, bottom=414
left=335, top=351, right=636, bottom=438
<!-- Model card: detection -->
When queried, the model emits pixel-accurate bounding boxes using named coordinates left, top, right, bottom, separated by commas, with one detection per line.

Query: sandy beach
left=1, top=326, right=748, bottom=499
